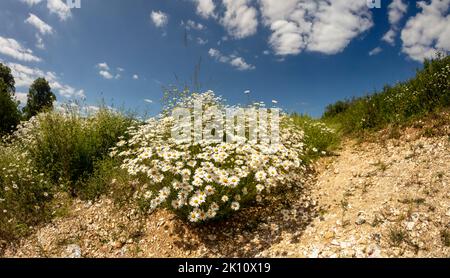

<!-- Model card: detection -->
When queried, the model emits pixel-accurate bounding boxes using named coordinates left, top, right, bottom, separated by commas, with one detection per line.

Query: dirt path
left=2, top=128, right=450, bottom=258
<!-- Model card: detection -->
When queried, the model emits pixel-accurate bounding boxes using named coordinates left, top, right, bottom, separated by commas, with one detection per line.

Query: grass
left=389, top=226, right=407, bottom=247
left=0, top=107, right=134, bottom=240
left=322, top=54, right=449, bottom=135
left=290, top=114, right=340, bottom=162
left=441, top=229, right=450, bottom=247
left=22, top=108, right=135, bottom=197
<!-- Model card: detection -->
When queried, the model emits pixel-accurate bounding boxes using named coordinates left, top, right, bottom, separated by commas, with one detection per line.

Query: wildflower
left=188, top=210, right=200, bottom=222
left=221, top=195, right=229, bottom=203
left=255, top=171, right=267, bottom=182
left=229, top=176, right=240, bottom=187
left=189, top=196, right=201, bottom=207
left=267, top=167, right=277, bottom=177
left=256, top=184, right=264, bottom=192
left=256, top=195, right=262, bottom=202
left=231, top=202, right=240, bottom=211
left=171, top=200, right=181, bottom=209
left=144, top=191, right=153, bottom=199
left=204, top=185, right=215, bottom=195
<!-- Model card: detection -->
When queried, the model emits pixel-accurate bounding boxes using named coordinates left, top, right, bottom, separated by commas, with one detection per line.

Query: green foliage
left=290, top=114, right=339, bottom=162
left=24, top=78, right=56, bottom=119
left=80, top=157, right=128, bottom=200
left=0, top=81, right=21, bottom=135
left=16, top=108, right=135, bottom=196
left=0, top=63, right=15, bottom=94
left=323, top=54, right=450, bottom=134
left=0, top=142, right=53, bottom=240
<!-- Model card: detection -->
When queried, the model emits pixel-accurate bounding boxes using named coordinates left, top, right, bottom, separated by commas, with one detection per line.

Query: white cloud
left=97, top=62, right=110, bottom=71
left=96, top=63, right=122, bottom=80
left=193, top=0, right=216, bottom=19
left=208, top=48, right=255, bottom=71
left=182, top=20, right=205, bottom=30
left=388, top=0, right=408, bottom=25
left=47, top=0, right=72, bottom=21
left=259, top=0, right=373, bottom=56
left=197, top=37, right=208, bottom=45
left=14, top=92, right=28, bottom=104
left=382, top=29, right=396, bottom=45
left=99, top=70, right=113, bottom=79
left=382, top=0, right=408, bottom=45
left=25, top=13, right=54, bottom=35
left=221, top=0, right=258, bottom=39
left=229, top=56, right=255, bottom=71
left=6, top=62, right=85, bottom=98
left=36, top=35, right=47, bottom=50
left=144, top=99, right=153, bottom=104
left=151, top=10, right=168, bottom=27
left=401, top=0, right=450, bottom=62
left=369, top=46, right=382, bottom=56
left=133, top=74, right=139, bottom=80
left=0, top=36, right=42, bottom=62
left=20, top=0, right=42, bottom=6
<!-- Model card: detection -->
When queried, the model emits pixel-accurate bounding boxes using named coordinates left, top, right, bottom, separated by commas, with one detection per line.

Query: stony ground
left=2, top=121, right=449, bottom=258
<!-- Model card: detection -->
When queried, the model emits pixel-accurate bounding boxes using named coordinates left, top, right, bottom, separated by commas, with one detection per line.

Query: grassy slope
left=322, top=55, right=450, bottom=135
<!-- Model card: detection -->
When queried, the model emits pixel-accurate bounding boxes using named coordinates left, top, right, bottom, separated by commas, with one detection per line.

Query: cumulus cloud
left=0, top=36, right=42, bottom=62
left=99, top=70, right=113, bottom=79
left=259, top=0, right=373, bottom=56
left=25, top=13, right=54, bottom=49
left=133, top=74, right=139, bottom=80
left=193, top=0, right=216, bottom=19
left=369, top=46, right=383, bottom=56
left=7, top=62, right=85, bottom=98
left=97, top=62, right=110, bottom=71
left=382, top=0, right=408, bottom=45
left=96, top=63, right=122, bottom=79
left=208, top=48, right=255, bottom=71
left=151, top=10, right=168, bottom=27
left=25, top=13, right=54, bottom=35
left=47, top=0, right=72, bottom=21
left=401, top=0, right=450, bottom=62
left=221, top=0, right=258, bottom=39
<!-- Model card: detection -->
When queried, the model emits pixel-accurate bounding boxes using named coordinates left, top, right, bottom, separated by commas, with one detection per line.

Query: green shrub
left=290, top=114, right=339, bottom=162
left=0, top=143, right=53, bottom=240
left=12, top=107, right=135, bottom=197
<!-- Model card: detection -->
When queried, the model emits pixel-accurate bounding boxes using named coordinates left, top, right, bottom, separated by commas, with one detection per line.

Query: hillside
left=2, top=111, right=449, bottom=258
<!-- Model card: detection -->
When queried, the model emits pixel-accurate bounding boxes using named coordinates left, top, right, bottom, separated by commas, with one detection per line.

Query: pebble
left=64, top=244, right=82, bottom=258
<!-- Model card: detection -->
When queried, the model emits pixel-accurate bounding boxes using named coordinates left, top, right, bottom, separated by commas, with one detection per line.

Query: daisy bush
left=112, top=91, right=309, bottom=223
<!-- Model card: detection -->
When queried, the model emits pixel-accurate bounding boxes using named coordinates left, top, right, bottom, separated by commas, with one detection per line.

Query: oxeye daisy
left=231, top=202, right=240, bottom=211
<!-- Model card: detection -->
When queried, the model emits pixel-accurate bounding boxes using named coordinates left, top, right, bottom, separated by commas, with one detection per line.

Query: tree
left=24, top=78, right=56, bottom=119
left=0, top=80, right=21, bottom=135
left=0, top=63, right=15, bottom=94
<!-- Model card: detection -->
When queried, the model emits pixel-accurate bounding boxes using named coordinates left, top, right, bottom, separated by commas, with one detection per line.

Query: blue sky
left=0, top=0, right=449, bottom=117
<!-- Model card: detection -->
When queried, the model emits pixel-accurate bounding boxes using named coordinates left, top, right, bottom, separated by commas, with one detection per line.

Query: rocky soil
left=2, top=121, right=449, bottom=258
